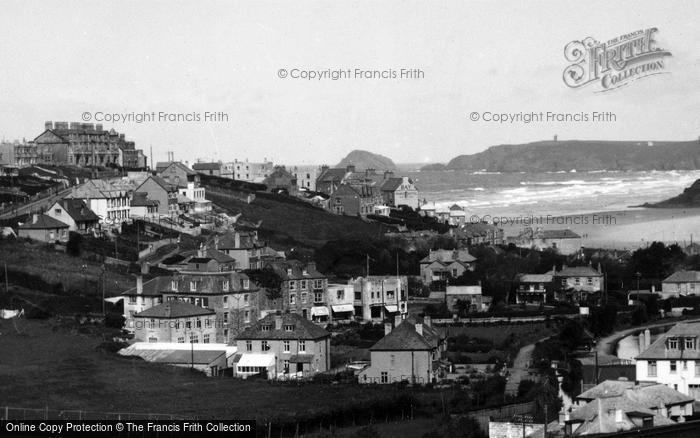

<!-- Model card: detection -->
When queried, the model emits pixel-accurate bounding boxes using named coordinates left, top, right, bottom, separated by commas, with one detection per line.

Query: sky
left=0, top=0, right=698, bottom=166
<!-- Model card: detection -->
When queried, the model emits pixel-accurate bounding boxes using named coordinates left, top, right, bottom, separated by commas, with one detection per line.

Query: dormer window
left=243, top=279, right=250, bottom=289
left=284, top=324, right=294, bottom=332
left=222, top=280, right=230, bottom=292
left=261, top=325, right=270, bottom=332
left=669, top=338, right=678, bottom=350
left=287, top=268, right=293, bottom=276
left=685, top=338, right=696, bottom=350
left=171, top=280, right=178, bottom=291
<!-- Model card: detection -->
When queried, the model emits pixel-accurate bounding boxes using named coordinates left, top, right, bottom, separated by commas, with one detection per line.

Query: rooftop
left=236, top=313, right=330, bottom=341
left=134, top=301, right=214, bottom=319
left=663, top=270, right=700, bottom=283
left=19, top=214, right=69, bottom=230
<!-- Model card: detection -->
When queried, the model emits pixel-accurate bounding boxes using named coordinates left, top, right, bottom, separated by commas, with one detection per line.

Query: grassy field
left=0, top=319, right=440, bottom=423
left=445, top=322, right=556, bottom=345
left=205, top=190, right=389, bottom=249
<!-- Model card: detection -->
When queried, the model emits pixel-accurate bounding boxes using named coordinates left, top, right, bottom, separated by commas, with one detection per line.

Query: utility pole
left=4, top=262, right=8, bottom=294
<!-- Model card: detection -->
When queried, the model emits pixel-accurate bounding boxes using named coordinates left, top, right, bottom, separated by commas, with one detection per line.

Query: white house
left=661, top=271, right=700, bottom=299
left=635, top=322, right=700, bottom=400
left=64, top=179, right=131, bottom=224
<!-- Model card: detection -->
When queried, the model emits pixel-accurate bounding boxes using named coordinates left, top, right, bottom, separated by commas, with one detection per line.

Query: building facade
left=132, top=301, right=217, bottom=344
left=352, top=276, right=408, bottom=322
left=64, top=179, right=131, bottom=223
left=419, top=249, right=477, bottom=285
left=45, top=199, right=100, bottom=233
left=661, top=271, right=700, bottom=299
left=381, top=176, right=420, bottom=209
left=229, top=159, right=274, bottom=183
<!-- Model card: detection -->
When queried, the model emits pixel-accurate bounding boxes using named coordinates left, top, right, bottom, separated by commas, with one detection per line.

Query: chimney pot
left=274, top=315, right=283, bottom=330
left=415, top=323, right=423, bottom=337
left=136, top=275, right=143, bottom=295
left=384, top=322, right=392, bottom=336
left=424, top=315, right=432, bottom=327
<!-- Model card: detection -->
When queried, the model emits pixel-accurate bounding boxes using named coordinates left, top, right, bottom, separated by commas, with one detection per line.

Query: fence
left=0, top=406, right=184, bottom=421
left=463, top=400, right=536, bottom=433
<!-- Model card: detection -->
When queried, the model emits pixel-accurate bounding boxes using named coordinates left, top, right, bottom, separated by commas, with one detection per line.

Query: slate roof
left=160, top=161, right=197, bottom=176
left=192, top=162, right=222, bottom=171
left=236, top=313, right=330, bottom=341
left=55, top=199, right=100, bottom=223
left=380, top=177, right=412, bottom=192
left=334, top=183, right=375, bottom=198
left=420, top=249, right=476, bottom=264
left=135, top=175, right=177, bottom=192
left=567, top=395, right=674, bottom=434
left=519, top=273, right=554, bottom=283
left=317, top=168, right=349, bottom=183
left=134, top=301, right=214, bottom=319
left=121, top=276, right=171, bottom=297
left=211, top=230, right=260, bottom=250
left=370, top=319, right=433, bottom=351
left=19, top=214, right=69, bottom=230
left=663, top=271, right=700, bottom=283
left=154, top=350, right=225, bottom=365
left=636, top=322, right=700, bottom=360
left=65, top=179, right=129, bottom=199
left=556, top=266, right=602, bottom=277
left=265, top=260, right=325, bottom=280
left=577, top=380, right=694, bottom=407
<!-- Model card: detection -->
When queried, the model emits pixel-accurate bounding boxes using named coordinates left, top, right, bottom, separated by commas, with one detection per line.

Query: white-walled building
left=635, top=322, right=700, bottom=400
left=64, top=179, right=131, bottom=223
left=661, top=271, right=700, bottom=299
left=352, top=276, right=408, bottom=322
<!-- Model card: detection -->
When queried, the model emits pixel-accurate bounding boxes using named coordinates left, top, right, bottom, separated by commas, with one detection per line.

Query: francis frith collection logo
left=563, top=28, right=672, bottom=92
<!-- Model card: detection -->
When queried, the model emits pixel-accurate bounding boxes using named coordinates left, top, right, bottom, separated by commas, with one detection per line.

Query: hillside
left=204, top=185, right=391, bottom=249
left=336, top=150, right=397, bottom=171
left=422, top=140, right=700, bottom=172
left=645, top=179, right=700, bottom=208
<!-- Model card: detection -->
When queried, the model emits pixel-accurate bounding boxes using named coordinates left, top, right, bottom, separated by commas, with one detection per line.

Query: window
left=55, top=208, right=62, bottom=214
left=381, top=372, right=388, bottom=384
left=244, top=310, right=250, bottom=323
left=222, top=280, right=230, bottom=292
left=587, top=277, right=593, bottom=285
left=205, top=318, right=211, bottom=328
left=336, top=289, right=344, bottom=300
left=574, top=277, right=581, bottom=285
left=648, top=360, right=657, bottom=377
left=196, top=318, right=201, bottom=328
left=246, top=340, right=252, bottom=351
left=185, top=321, right=191, bottom=329
left=262, top=341, right=270, bottom=351
left=314, top=291, right=324, bottom=303
left=686, top=338, right=695, bottom=350
left=244, top=294, right=249, bottom=305
left=128, top=296, right=136, bottom=304
left=289, top=281, right=297, bottom=291
left=283, top=341, right=290, bottom=352
left=683, top=360, right=688, bottom=371
left=261, top=325, right=270, bottom=332
left=696, top=361, right=700, bottom=377
left=223, top=312, right=229, bottom=323
left=284, top=360, right=290, bottom=373
left=190, top=334, right=198, bottom=343
left=301, top=292, right=307, bottom=303
left=669, top=338, right=678, bottom=349
left=243, top=279, right=249, bottom=289
left=177, top=337, right=185, bottom=343
left=223, top=296, right=229, bottom=308
left=284, top=324, right=294, bottom=332
left=148, top=337, right=157, bottom=343
left=561, top=279, right=567, bottom=287
left=390, top=354, right=395, bottom=368
left=670, top=360, right=677, bottom=373
left=203, top=334, right=210, bottom=344
left=299, top=340, right=306, bottom=352
left=290, top=293, right=296, bottom=305
left=190, top=281, right=197, bottom=292
left=301, top=280, right=307, bottom=290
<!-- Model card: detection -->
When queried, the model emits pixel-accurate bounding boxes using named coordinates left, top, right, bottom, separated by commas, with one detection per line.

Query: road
left=0, top=187, right=72, bottom=220
left=505, top=337, right=550, bottom=396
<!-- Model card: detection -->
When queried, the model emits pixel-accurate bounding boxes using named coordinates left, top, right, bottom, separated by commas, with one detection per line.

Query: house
left=554, top=264, right=604, bottom=303
left=635, top=321, right=700, bottom=400
left=193, top=162, right=225, bottom=177
left=448, top=204, right=466, bottom=226
left=512, top=227, right=582, bottom=255
left=64, top=179, right=131, bottom=223
left=326, top=283, right=355, bottom=322
left=229, top=159, right=274, bottom=183
left=17, top=214, right=69, bottom=242
left=380, top=176, right=420, bottom=209
left=157, top=161, right=200, bottom=188
left=45, top=198, right=99, bottom=233
left=316, top=166, right=352, bottom=195
left=574, top=379, right=694, bottom=419
left=661, top=271, right=700, bottom=299
left=121, top=253, right=261, bottom=343
left=419, top=249, right=477, bottom=285
left=264, top=260, right=328, bottom=322
left=291, top=165, right=323, bottom=191
left=445, top=285, right=489, bottom=313
left=418, top=203, right=436, bottom=219
left=233, top=312, right=331, bottom=380
left=352, top=276, right=408, bottom=322
left=209, top=230, right=284, bottom=270
left=452, top=222, right=505, bottom=246
left=132, top=301, right=216, bottom=344
left=262, top=166, right=298, bottom=195
left=516, top=272, right=554, bottom=304
left=359, top=316, right=447, bottom=385
left=129, top=192, right=159, bottom=218
left=330, top=183, right=377, bottom=217
left=133, top=176, right=178, bottom=216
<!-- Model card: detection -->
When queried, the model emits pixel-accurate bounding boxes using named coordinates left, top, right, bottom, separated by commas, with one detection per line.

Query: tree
left=66, top=232, right=82, bottom=257
left=245, top=268, right=282, bottom=302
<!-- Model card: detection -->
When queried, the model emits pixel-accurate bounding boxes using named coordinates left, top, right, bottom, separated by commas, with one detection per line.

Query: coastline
left=496, top=207, right=700, bottom=250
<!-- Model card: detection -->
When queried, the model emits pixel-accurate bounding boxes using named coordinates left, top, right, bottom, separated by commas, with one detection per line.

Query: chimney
left=415, top=323, right=423, bottom=337
left=44, top=121, right=53, bottom=130
left=384, top=322, right=392, bottom=336
left=558, top=408, right=570, bottom=425
left=394, top=314, right=402, bottom=327
left=32, top=214, right=38, bottom=224
left=346, top=165, right=355, bottom=173
left=214, top=235, right=219, bottom=250
left=164, top=303, right=171, bottom=318
left=136, top=276, right=143, bottom=295
left=234, top=231, right=241, bottom=248
left=321, top=165, right=329, bottom=172
left=651, top=285, right=656, bottom=293
left=424, top=315, right=432, bottom=327
left=274, top=315, right=283, bottom=330
left=307, top=262, right=316, bottom=273
left=644, top=329, right=651, bottom=349
left=141, top=263, right=149, bottom=275
left=614, top=409, right=623, bottom=423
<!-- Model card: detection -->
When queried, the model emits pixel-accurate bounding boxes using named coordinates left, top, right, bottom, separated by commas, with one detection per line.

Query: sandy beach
left=498, top=207, right=700, bottom=251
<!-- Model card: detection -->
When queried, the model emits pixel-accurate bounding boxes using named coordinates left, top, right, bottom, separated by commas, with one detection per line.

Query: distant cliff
left=420, top=140, right=700, bottom=172
left=644, top=179, right=700, bottom=208
left=337, top=150, right=397, bottom=171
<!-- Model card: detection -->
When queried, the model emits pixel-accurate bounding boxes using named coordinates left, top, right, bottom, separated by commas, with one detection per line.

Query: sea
left=399, top=168, right=700, bottom=218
